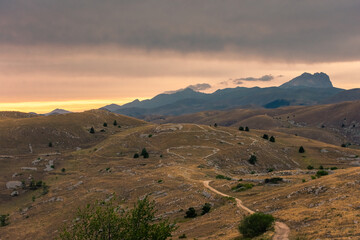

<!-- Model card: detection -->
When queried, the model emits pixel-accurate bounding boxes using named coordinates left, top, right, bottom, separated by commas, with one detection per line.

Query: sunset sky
left=0, top=0, right=359, bottom=113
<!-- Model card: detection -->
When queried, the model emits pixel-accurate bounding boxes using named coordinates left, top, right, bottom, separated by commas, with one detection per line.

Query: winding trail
left=203, top=180, right=290, bottom=240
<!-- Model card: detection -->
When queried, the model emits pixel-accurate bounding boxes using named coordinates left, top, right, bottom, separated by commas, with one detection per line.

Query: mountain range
left=101, top=72, right=359, bottom=119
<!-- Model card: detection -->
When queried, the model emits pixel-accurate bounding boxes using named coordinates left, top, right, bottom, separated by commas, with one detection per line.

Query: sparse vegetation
left=307, top=165, right=314, bottom=170
left=232, top=183, right=254, bottom=192
left=0, top=214, right=9, bottom=227
left=216, top=175, right=232, bottom=180
left=248, top=155, right=257, bottom=165
left=179, top=234, right=187, bottom=239
left=185, top=207, right=197, bottom=218
left=267, top=168, right=274, bottom=173
left=59, top=196, right=176, bottom=240
left=238, top=212, right=275, bottom=238
left=299, top=146, right=305, bottom=153
left=148, top=134, right=152, bottom=138
left=316, top=170, right=328, bottom=177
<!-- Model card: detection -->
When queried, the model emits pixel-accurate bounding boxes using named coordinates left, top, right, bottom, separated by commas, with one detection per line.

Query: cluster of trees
left=184, top=203, right=212, bottom=218
left=134, top=148, right=149, bottom=159
left=262, top=134, right=275, bottom=142
left=239, top=126, right=250, bottom=132
left=90, top=120, right=120, bottom=134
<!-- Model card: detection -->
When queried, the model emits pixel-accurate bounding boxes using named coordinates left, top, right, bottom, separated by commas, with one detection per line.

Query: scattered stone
left=11, top=191, right=19, bottom=197
left=44, top=160, right=54, bottom=171
left=6, top=181, right=22, bottom=189
left=320, top=149, right=329, bottom=153
left=21, top=167, right=37, bottom=171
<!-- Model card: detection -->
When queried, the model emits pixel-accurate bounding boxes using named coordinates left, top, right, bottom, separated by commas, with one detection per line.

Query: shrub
left=48, top=142, right=53, bottom=147
left=89, top=127, right=95, bottom=134
left=316, top=170, right=328, bottom=177
left=250, top=171, right=256, bottom=174
left=238, top=212, right=275, bottom=238
left=341, top=143, right=347, bottom=148
left=140, top=148, right=149, bottom=158
left=307, top=165, right=314, bottom=170
left=133, top=153, right=139, bottom=158
left=262, top=134, right=269, bottom=140
left=239, top=126, right=244, bottom=131
left=185, top=207, right=197, bottom=218
left=245, top=126, right=250, bottom=132
left=61, top=168, right=66, bottom=173
left=248, top=155, right=257, bottom=165
left=330, top=167, right=338, bottom=170
left=201, top=203, right=211, bottom=215
left=0, top=214, right=9, bottom=227
left=113, top=120, right=118, bottom=126
left=59, top=196, right=176, bottom=240
left=179, top=234, right=187, bottom=239
left=302, top=179, right=306, bottom=183
left=148, top=134, right=152, bottom=138
left=214, top=123, right=218, bottom=127
left=103, top=122, right=107, bottom=127
left=311, top=176, right=316, bottom=180
left=267, top=168, right=274, bottom=173
left=232, top=183, right=253, bottom=192
left=216, top=175, right=231, bottom=180
left=269, top=136, right=275, bottom=142
left=264, top=177, right=283, bottom=184
left=299, top=146, right=305, bottom=153
left=319, top=165, right=324, bottom=170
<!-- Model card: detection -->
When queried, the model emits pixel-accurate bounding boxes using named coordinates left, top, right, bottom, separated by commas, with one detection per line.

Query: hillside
left=1, top=115, right=360, bottom=239
left=157, top=101, right=360, bottom=146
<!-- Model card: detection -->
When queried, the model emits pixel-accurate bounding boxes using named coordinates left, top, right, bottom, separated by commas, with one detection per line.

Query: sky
left=0, top=0, right=360, bottom=113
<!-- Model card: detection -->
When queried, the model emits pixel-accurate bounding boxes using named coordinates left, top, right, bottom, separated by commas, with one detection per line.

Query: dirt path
left=203, top=180, right=290, bottom=240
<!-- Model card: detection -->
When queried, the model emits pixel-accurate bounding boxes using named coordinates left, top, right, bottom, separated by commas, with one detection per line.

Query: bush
left=185, top=207, right=197, bottom=218
left=269, top=136, right=275, bottom=142
left=89, top=127, right=95, bottom=134
left=264, top=177, right=283, bottom=184
left=245, top=126, right=250, bottom=132
left=148, top=134, right=152, bottom=138
left=179, top=234, right=187, bottom=239
left=0, top=214, right=9, bottom=227
left=103, top=122, right=107, bottom=127
left=248, top=155, right=257, bottom=165
left=302, top=179, right=306, bottom=183
left=319, top=165, right=324, bottom=170
left=232, top=183, right=253, bottom=192
left=216, top=175, right=231, bottom=180
left=267, top=168, right=274, bottom=173
left=61, top=168, right=66, bottom=173
left=239, top=126, right=244, bottom=131
left=48, top=142, right=53, bottom=147
left=238, top=212, right=275, bottom=238
left=262, top=134, right=269, bottom=140
left=140, top=148, right=149, bottom=158
left=299, top=146, right=305, bottom=153
left=113, top=120, right=118, bottom=126
left=133, top=153, right=139, bottom=158
left=311, top=176, right=316, bottom=180
left=316, top=170, right=328, bottom=177
left=201, top=203, right=211, bottom=215
left=214, top=123, right=218, bottom=127
left=330, top=167, right=338, bottom=170
left=59, top=196, right=176, bottom=240
left=307, top=165, right=314, bottom=170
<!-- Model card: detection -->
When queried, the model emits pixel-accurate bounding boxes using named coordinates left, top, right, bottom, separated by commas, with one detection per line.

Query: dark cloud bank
left=0, top=0, right=359, bottom=62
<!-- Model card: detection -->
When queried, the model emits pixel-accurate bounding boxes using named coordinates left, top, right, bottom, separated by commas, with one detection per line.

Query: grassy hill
left=1, top=111, right=360, bottom=239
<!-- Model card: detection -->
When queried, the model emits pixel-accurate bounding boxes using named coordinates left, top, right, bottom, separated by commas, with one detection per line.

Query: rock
left=21, top=167, right=37, bottom=171
left=320, top=149, right=329, bottom=153
left=6, top=181, right=22, bottom=189
left=11, top=191, right=19, bottom=197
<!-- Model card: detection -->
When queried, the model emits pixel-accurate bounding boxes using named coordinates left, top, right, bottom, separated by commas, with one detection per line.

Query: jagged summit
left=280, top=72, right=333, bottom=88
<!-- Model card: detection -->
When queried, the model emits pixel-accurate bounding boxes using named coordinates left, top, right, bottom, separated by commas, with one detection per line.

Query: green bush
left=61, top=168, right=66, bottom=173
left=239, top=126, right=244, bottom=131
left=245, top=126, right=250, bottom=132
left=0, top=214, right=9, bottom=227
left=269, top=136, right=275, bottom=142
left=140, top=148, right=149, bottom=158
left=316, top=170, right=328, bottom=177
left=89, top=127, right=95, bottom=134
left=232, top=183, right=253, bottom=192
left=178, top=234, right=187, bottom=239
left=307, top=165, right=314, bottom=170
left=133, top=153, right=139, bottom=158
left=103, top=122, right=107, bottom=127
left=59, top=196, right=176, bottom=240
left=48, top=142, right=53, bottom=147
left=262, top=134, right=269, bottom=140
left=330, top=167, right=338, bottom=170
left=216, top=175, right=231, bottom=180
left=267, top=168, right=274, bottom=173
left=201, top=203, right=211, bottom=215
left=214, top=123, right=218, bottom=127
left=113, top=120, right=118, bottom=126
left=248, top=155, right=257, bottom=165
left=264, top=177, right=283, bottom=184
left=299, top=146, right=305, bottom=153
left=319, top=165, right=324, bottom=170
left=185, top=207, right=197, bottom=218
left=311, top=176, right=316, bottom=180
left=238, top=212, right=275, bottom=238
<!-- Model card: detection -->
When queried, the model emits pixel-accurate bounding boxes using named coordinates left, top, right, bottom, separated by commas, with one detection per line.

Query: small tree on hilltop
left=299, top=146, right=305, bottom=153
left=89, top=127, right=95, bottom=134
left=248, top=155, right=257, bottom=165
left=269, top=136, right=275, bottom=142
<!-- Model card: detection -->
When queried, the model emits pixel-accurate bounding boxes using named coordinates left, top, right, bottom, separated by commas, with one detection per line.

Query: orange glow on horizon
left=0, top=98, right=149, bottom=114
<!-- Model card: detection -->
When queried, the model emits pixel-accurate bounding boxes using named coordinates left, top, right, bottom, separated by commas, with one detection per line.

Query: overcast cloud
left=0, top=0, right=359, bottom=62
